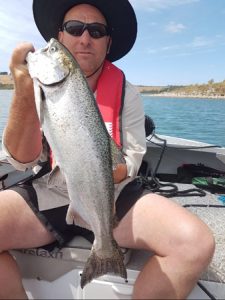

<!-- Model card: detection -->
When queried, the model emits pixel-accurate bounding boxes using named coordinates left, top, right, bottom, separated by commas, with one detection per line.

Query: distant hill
left=137, top=80, right=225, bottom=98
left=0, top=74, right=14, bottom=89
left=1, top=74, right=225, bottom=98
left=137, top=85, right=165, bottom=93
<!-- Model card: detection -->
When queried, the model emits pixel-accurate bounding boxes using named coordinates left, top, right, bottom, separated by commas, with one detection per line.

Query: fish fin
left=34, top=83, right=45, bottom=125
left=112, top=214, right=119, bottom=228
left=65, top=205, right=74, bottom=225
left=66, top=205, right=91, bottom=230
left=80, top=239, right=127, bottom=288
left=47, top=165, right=67, bottom=187
left=110, top=139, right=126, bottom=170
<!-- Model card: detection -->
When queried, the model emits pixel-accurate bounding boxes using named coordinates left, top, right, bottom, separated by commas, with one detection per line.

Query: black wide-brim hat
left=32, top=0, right=137, bottom=62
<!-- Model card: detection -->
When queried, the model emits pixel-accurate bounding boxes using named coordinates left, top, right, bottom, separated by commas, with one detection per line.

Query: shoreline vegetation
left=1, top=74, right=225, bottom=99
left=137, top=79, right=225, bottom=99
left=0, top=74, right=14, bottom=90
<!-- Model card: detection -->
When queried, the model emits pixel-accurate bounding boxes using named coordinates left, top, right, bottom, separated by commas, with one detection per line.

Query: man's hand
left=4, top=43, right=42, bottom=163
left=113, top=163, right=127, bottom=183
left=9, top=42, right=35, bottom=101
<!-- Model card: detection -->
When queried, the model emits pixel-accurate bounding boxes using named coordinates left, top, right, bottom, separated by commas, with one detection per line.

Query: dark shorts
left=10, top=178, right=149, bottom=252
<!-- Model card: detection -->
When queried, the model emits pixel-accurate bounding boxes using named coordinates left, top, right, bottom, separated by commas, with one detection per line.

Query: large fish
left=26, top=38, right=127, bottom=288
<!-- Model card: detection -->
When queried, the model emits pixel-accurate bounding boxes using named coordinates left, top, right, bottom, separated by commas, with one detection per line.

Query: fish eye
left=49, top=46, right=57, bottom=53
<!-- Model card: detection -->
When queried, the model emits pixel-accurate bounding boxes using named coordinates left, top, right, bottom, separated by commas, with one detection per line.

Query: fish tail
left=80, top=240, right=127, bottom=288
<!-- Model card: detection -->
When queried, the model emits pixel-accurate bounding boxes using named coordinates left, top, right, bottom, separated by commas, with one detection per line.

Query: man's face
left=58, top=4, right=111, bottom=77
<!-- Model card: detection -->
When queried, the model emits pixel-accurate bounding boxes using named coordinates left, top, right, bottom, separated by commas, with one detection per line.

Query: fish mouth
left=38, top=71, right=70, bottom=87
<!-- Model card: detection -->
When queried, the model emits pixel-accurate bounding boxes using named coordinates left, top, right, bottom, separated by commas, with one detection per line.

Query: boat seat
left=10, top=236, right=132, bottom=282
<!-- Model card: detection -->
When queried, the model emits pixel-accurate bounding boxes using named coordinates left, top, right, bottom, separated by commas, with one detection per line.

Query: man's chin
left=75, top=56, right=89, bottom=67
left=76, top=61, right=96, bottom=77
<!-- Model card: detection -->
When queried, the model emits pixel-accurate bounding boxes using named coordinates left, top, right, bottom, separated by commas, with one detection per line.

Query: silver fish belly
left=26, top=38, right=127, bottom=288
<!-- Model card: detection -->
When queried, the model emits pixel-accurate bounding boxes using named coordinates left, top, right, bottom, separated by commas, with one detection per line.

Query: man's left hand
left=113, top=164, right=127, bottom=183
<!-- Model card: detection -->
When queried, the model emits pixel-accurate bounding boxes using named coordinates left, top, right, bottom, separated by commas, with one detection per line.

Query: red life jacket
left=96, top=60, right=125, bottom=147
left=49, top=60, right=125, bottom=167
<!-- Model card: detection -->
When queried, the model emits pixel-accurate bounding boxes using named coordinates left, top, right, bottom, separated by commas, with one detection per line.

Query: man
left=0, top=0, right=215, bottom=299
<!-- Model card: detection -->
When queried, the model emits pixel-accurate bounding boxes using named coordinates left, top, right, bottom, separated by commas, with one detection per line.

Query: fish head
left=26, top=38, right=78, bottom=86
left=26, top=38, right=81, bottom=125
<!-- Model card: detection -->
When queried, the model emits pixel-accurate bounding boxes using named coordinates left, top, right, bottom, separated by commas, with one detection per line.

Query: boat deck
left=11, top=181, right=225, bottom=299
left=173, top=183, right=225, bottom=283
left=1, top=154, right=225, bottom=299
left=126, top=182, right=225, bottom=299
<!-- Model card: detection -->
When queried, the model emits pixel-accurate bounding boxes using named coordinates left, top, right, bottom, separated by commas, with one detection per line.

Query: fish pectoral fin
left=110, top=138, right=126, bottom=170
left=34, top=83, right=45, bottom=125
left=66, top=205, right=91, bottom=230
left=47, top=165, right=66, bottom=187
left=113, top=214, right=119, bottom=228
left=40, top=86, right=46, bottom=102
left=65, top=206, right=74, bottom=225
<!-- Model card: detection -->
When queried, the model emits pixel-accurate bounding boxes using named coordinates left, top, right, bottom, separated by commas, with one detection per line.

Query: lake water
left=1, top=90, right=225, bottom=150
left=142, top=95, right=225, bottom=147
left=0, top=90, right=12, bottom=149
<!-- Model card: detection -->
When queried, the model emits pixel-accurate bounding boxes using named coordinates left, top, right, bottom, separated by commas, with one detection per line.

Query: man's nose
left=79, top=29, right=92, bottom=45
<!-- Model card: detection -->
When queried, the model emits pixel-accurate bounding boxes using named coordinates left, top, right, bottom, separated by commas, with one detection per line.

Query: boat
left=0, top=117, right=225, bottom=299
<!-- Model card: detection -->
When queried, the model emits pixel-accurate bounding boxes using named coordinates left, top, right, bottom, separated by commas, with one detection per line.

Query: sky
left=0, top=0, right=225, bottom=86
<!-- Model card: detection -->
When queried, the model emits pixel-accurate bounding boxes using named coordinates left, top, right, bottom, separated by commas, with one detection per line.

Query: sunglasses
left=61, top=20, right=110, bottom=39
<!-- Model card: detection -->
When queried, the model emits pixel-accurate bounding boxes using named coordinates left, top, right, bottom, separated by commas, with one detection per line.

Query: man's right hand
left=9, top=42, right=35, bottom=102
left=3, top=43, right=43, bottom=163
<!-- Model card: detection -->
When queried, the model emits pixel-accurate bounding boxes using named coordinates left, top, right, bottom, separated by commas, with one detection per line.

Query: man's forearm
left=5, top=42, right=43, bottom=164
left=4, top=93, right=42, bottom=163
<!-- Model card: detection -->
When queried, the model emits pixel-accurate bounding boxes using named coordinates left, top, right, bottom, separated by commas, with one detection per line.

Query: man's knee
left=194, top=229, right=215, bottom=269
left=176, top=219, right=215, bottom=270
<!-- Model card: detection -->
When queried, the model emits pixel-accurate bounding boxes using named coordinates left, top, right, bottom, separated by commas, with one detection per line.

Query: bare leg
left=0, top=190, right=56, bottom=299
left=114, top=193, right=215, bottom=299
left=0, top=251, right=27, bottom=299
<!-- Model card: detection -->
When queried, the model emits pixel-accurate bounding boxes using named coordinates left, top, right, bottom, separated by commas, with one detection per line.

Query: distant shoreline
left=0, top=75, right=14, bottom=90
left=0, top=86, right=14, bottom=90
left=142, top=93, right=225, bottom=100
left=1, top=75, right=225, bottom=100
left=1, top=87, right=225, bottom=100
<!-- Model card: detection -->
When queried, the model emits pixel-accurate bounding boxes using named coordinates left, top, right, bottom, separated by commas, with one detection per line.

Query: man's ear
left=107, top=38, right=112, bottom=54
left=58, top=31, right=63, bottom=42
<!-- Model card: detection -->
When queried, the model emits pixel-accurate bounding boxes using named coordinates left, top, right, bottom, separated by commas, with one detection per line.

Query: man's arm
left=4, top=42, right=42, bottom=164
left=121, top=81, right=146, bottom=179
left=113, top=81, right=146, bottom=184
left=113, top=163, right=127, bottom=183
